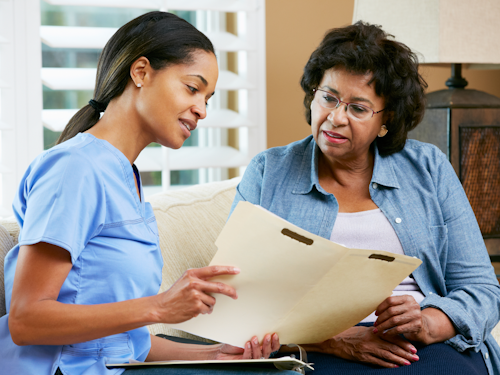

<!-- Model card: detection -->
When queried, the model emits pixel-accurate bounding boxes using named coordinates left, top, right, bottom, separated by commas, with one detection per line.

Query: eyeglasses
left=313, top=88, right=384, bottom=121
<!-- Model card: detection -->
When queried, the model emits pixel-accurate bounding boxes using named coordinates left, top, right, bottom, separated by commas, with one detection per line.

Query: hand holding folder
left=173, top=202, right=422, bottom=348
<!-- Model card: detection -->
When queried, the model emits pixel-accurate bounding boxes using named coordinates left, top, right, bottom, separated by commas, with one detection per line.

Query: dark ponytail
left=57, top=11, right=214, bottom=144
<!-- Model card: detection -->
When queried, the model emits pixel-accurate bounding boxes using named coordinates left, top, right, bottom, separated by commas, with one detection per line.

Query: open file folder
left=172, top=201, right=422, bottom=347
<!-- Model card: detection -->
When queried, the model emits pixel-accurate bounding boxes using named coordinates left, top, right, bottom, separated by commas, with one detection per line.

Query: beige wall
left=265, top=1, right=500, bottom=148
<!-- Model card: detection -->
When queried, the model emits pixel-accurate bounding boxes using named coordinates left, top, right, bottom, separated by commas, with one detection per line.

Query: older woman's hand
left=373, top=295, right=457, bottom=345
left=212, top=333, right=280, bottom=360
left=373, top=295, right=424, bottom=338
left=306, top=326, right=418, bottom=368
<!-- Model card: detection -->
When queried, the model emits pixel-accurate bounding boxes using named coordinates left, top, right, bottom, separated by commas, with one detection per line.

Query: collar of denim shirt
left=292, top=137, right=400, bottom=196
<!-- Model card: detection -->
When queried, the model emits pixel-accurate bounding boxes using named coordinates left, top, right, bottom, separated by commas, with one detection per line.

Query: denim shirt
left=230, top=135, right=500, bottom=374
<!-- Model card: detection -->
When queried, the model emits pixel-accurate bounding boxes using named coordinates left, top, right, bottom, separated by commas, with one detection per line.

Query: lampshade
left=352, top=0, right=500, bottom=66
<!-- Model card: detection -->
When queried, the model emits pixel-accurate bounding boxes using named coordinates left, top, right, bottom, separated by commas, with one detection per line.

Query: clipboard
left=171, top=201, right=422, bottom=347
left=106, top=356, right=313, bottom=373
left=107, top=343, right=313, bottom=374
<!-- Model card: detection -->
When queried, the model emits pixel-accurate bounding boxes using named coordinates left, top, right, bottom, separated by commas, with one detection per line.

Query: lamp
left=353, top=0, right=500, bottom=258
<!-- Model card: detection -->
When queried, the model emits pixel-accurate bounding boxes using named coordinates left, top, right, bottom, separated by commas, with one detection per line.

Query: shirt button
left=372, top=183, right=378, bottom=189
left=485, top=353, right=489, bottom=360
left=395, top=217, right=402, bottom=224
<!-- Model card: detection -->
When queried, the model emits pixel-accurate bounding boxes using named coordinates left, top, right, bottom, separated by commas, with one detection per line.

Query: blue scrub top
left=0, top=133, right=163, bottom=375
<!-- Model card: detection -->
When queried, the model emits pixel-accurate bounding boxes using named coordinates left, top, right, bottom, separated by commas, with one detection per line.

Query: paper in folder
left=173, top=201, right=422, bottom=347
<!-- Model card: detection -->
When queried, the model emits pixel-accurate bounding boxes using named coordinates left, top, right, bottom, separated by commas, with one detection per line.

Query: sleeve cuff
left=420, top=293, right=482, bottom=351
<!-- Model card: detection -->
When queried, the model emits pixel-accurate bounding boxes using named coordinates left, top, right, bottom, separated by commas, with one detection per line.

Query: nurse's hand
left=211, top=333, right=280, bottom=360
left=154, top=266, right=240, bottom=324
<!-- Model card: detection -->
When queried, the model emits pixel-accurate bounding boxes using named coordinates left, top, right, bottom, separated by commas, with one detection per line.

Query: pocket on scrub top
left=61, top=332, right=132, bottom=358
left=146, top=218, right=159, bottom=238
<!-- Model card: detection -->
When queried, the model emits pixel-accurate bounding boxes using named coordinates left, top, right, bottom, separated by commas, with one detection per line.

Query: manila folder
left=173, top=201, right=422, bottom=347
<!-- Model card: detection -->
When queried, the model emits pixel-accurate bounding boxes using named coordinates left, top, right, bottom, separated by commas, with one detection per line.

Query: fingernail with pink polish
left=410, top=346, right=417, bottom=354
left=404, top=360, right=411, bottom=366
left=372, top=328, right=378, bottom=334
left=413, top=355, right=419, bottom=361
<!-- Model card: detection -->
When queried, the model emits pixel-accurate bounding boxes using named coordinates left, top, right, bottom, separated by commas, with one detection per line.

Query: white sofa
left=1, top=177, right=500, bottom=345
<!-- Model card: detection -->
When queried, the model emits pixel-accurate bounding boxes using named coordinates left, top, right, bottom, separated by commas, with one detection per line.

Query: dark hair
left=57, top=11, right=214, bottom=144
left=300, top=21, right=427, bottom=156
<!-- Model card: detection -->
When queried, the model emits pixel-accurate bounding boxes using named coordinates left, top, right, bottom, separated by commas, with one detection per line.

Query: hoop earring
left=378, top=125, right=388, bottom=137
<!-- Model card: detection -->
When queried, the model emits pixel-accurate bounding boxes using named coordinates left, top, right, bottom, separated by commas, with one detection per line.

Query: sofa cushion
left=0, top=222, right=16, bottom=317
left=0, top=219, right=19, bottom=246
left=146, top=177, right=240, bottom=341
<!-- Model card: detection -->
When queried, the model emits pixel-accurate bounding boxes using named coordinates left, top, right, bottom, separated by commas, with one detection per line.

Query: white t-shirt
left=330, top=208, right=425, bottom=323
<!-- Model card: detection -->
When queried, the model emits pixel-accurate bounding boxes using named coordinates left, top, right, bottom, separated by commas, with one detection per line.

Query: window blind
left=0, top=0, right=266, bottom=215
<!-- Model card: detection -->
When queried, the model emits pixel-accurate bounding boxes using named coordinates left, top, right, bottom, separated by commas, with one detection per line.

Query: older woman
left=230, top=22, right=500, bottom=374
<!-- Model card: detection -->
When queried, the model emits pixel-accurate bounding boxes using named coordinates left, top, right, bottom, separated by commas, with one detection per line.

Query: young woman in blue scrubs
left=1, top=12, right=284, bottom=375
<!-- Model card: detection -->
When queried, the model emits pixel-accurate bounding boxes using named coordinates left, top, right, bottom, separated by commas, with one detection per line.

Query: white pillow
left=0, top=223, right=16, bottom=317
